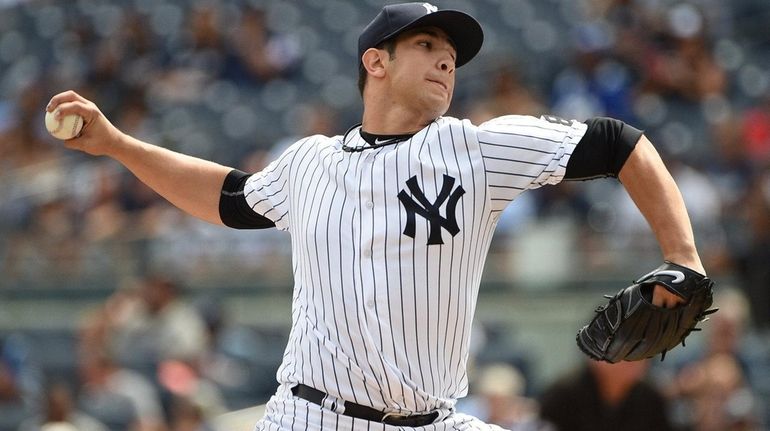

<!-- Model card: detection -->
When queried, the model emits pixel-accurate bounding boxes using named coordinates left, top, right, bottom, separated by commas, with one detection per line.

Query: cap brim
left=381, top=10, right=483, bottom=68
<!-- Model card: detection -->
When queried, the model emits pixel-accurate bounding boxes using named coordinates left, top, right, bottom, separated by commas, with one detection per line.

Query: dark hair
left=357, top=39, right=397, bottom=97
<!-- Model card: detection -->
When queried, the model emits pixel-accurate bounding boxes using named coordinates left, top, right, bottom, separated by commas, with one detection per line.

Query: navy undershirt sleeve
left=219, top=169, right=276, bottom=229
left=565, top=117, right=644, bottom=181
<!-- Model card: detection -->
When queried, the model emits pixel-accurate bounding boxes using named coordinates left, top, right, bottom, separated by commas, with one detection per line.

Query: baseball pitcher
left=46, top=3, right=714, bottom=430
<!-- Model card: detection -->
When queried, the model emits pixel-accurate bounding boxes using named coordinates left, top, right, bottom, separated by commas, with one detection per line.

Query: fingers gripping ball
left=45, top=109, right=83, bottom=140
left=576, top=261, right=718, bottom=363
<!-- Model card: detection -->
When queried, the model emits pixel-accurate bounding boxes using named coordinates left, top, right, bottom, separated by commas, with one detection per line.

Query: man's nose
left=438, top=55, right=455, bottom=74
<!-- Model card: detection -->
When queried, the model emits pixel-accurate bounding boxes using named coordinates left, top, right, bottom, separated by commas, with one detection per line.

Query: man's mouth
left=427, top=79, right=448, bottom=92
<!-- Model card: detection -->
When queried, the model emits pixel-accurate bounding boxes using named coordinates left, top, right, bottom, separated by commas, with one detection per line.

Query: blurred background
left=1, top=0, right=770, bottom=430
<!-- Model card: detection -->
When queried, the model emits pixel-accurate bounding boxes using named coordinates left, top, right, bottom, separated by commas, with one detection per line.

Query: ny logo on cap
left=422, top=3, right=437, bottom=14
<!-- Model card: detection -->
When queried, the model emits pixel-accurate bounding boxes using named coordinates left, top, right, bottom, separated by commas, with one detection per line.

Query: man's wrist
left=109, top=131, right=143, bottom=161
left=663, top=253, right=705, bottom=275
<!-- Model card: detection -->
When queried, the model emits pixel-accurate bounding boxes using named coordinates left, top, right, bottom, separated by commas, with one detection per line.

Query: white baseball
left=45, top=109, right=84, bottom=140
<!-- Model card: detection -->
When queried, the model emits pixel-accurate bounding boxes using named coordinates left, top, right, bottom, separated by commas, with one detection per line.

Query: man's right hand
left=46, top=90, right=123, bottom=156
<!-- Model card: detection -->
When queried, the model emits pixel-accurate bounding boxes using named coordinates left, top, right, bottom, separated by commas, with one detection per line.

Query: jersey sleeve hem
left=219, top=169, right=277, bottom=229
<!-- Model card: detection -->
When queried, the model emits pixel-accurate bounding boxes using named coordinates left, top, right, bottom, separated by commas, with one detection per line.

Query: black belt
left=291, top=384, right=440, bottom=427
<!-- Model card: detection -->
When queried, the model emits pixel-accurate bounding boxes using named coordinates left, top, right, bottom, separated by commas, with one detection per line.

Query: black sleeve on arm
left=219, top=169, right=276, bottom=229
left=564, top=117, right=644, bottom=181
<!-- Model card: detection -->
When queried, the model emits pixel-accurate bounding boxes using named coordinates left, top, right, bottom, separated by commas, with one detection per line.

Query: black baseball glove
left=576, top=261, right=717, bottom=363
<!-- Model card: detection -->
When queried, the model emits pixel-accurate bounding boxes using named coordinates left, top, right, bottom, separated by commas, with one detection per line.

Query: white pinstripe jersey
left=244, top=115, right=587, bottom=418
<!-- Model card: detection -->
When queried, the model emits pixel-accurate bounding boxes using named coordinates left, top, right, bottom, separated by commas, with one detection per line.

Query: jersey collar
left=341, top=120, right=436, bottom=152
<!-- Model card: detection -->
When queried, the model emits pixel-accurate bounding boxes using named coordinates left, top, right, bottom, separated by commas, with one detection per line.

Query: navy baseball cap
left=358, top=2, right=484, bottom=68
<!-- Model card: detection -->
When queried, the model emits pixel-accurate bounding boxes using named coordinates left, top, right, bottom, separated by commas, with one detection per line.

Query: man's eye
left=418, top=41, right=431, bottom=48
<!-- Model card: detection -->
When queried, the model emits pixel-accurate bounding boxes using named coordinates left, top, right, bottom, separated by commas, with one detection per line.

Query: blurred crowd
left=1, top=273, right=281, bottom=431
left=2, top=0, right=770, bottom=430
left=3, top=276, right=768, bottom=430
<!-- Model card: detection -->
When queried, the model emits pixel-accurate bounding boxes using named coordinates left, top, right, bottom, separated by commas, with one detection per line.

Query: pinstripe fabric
left=244, top=115, right=586, bottom=429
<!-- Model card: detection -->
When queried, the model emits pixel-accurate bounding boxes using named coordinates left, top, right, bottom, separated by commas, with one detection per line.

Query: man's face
left=384, top=27, right=457, bottom=118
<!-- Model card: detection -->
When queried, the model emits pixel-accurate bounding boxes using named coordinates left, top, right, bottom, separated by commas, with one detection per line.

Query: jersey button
left=367, top=300, right=375, bottom=309
left=365, top=201, right=374, bottom=209
left=362, top=250, right=371, bottom=258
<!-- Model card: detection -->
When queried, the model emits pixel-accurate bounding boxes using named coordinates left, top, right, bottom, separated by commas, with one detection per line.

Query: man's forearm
left=47, top=91, right=234, bottom=226
left=618, top=135, right=704, bottom=274
left=110, top=132, right=232, bottom=226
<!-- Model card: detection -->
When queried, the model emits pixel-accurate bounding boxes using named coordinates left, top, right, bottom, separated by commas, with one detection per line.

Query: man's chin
left=423, top=99, right=451, bottom=119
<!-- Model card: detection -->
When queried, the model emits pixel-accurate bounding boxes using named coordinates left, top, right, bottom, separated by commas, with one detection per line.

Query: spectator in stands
left=706, top=117, right=756, bottom=272
left=113, top=89, right=155, bottom=142
left=177, top=4, right=227, bottom=79
left=3, top=198, right=84, bottom=283
left=551, top=23, right=637, bottom=122
left=18, top=381, right=108, bottom=431
left=0, top=334, right=40, bottom=403
left=466, top=63, right=546, bottom=123
left=668, top=354, right=763, bottom=430
left=0, top=359, right=21, bottom=403
left=195, top=297, right=276, bottom=404
left=0, top=334, right=39, bottom=430
left=734, top=170, right=770, bottom=329
left=539, top=359, right=674, bottom=431
left=459, top=362, right=547, bottom=430
left=78, top=349, right=166, bottom=431
left=267, top=101, right=341, bottom=160
left=156, top=359, right=227, bottom=424
left=224, top=6, right=301, bottom=84
left=104, top=274, right=209, bottom=367
left=740, top=95, right=770, bottom=166
left=0, top=84, right=55, bottom=170
left=655, top=287, right=765, bottom=430
left=167, top=395, right=215, bottom=431
left=636, top=6, right=727, bottom=102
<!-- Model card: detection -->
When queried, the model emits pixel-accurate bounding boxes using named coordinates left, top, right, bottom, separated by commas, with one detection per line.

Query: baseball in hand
left=45, top=109, right=83, bottom=140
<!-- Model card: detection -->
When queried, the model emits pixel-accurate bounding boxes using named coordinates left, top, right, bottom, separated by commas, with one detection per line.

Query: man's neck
left=360, top=92, right=439, bottom=134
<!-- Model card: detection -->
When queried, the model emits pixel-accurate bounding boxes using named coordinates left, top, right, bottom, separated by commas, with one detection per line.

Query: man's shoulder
left=269, top=133, right=342, bottom=158
left=431, top=116, right=480, bottom=136
left=477, top=114, right=545, bottom=129
left=294, top=133, right=342, bottom=147
left=437, top=114, right=548, bottom=131
left=435, top=116, right=473, bottom=127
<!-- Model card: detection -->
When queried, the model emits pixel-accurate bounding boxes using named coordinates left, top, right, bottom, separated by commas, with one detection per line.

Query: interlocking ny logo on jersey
left=398, top=174, right=465, bottom=245
left=422, top=3, right=438, bottom=13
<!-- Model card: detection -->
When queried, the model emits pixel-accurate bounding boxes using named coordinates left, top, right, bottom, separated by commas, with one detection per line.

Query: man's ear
left=361, top=48, right=387, bottom=79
